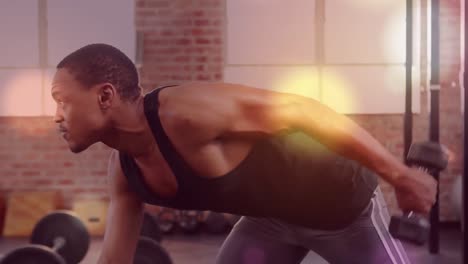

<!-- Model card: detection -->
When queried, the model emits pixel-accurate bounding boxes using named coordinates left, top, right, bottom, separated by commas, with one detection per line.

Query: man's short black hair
left=57, top=43, right=141, bottom=102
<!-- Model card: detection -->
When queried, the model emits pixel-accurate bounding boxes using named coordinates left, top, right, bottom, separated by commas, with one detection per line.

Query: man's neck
left=102, top=96, right=157, bottom=157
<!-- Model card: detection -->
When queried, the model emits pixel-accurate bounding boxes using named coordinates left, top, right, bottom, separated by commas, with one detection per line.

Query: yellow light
left=270, top=68, right=357, bottom=145
left=270, top=67, right=356, bottom=113
left=321, top=68, right=356, bottom=114
left=271, top=67, right=320, bottom=100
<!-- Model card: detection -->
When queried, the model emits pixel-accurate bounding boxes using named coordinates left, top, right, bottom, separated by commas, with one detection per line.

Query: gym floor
left=0, top=226, right=462, bottom=264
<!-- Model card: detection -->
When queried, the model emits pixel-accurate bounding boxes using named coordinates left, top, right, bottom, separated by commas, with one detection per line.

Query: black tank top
left=119, top=86, right=378, bottom=230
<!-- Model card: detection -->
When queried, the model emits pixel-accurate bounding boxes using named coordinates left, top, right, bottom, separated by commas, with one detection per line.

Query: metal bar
left=463, top=0, right=468, bottom=262
left=429, top=0, right=440, bottom=254
left=429, top=85, right=440, bottom=253
left=38, top=0, right=48, bottom=115
left=224, top=63, right=406, bottom=67
left=404, top=0, right=414, bottom=161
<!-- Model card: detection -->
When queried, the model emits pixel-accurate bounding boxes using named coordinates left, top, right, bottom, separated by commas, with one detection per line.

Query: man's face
left=51, top=68, right=108, bottom=153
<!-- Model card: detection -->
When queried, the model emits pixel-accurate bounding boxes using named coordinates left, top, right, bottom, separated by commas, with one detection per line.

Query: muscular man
left=51, top=44, right=436, bottom=264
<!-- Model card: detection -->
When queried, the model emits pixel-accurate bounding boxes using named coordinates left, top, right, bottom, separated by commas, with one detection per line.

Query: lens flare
left=270, top=67, right=355, bottom=112
left=0, top=70, right=43, bottom=116
left=321, top=68, right=356, bottom=114
left=0, top=70, right=56, bottom=137
left=271, top=67, right=320, bottom=100
left=271, top=68, right=357, bottom=142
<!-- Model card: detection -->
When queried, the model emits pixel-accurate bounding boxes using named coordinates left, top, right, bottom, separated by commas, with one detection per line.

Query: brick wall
left=135, top=0, right=224, bottom=90
left=0, top=117, right=110, bottom=207
left=0, top=0, right=463, bottom=221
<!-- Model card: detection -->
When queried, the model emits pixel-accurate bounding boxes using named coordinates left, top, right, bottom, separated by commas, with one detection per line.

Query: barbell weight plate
left=140, top=212, right=163, bottom=243
left=134, top=237, right=173, bottom=264
left=30, top=210, right=90, bottom=264
left=0, top=245, right=66, bottom=264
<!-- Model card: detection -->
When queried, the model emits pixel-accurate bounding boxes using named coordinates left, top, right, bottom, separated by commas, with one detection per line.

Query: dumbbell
left=157, top=208, right=177, bottom=234
left=389, top=141, right=448, bottom=245
left=178, top=210, right=203, bottom=234
left=140, top=212, right=163, bottom=243
left=0, top=210, right=90, bottom=264
left=134, top=237, right=173, bottom=264
left=136, top=212, right=172, bottom=264
left=157, top=209, right=203, bottom=234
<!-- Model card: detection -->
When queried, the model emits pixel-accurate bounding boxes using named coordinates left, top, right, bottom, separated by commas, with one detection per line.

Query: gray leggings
left=216, top=188, right=411, bottom=264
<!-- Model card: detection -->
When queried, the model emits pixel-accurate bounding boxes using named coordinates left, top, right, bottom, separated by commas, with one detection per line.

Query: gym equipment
left=204, top=212, right=229, bottom=234
left=3, top=191, right=62, bottom=237
left=0, top=210, right=90, bottom=264
left=157, top=208, right=177, bottom=234
left=178, top=210, right=202, bottom=234
left=140, top=212, right=163, bottom=242
left=0, top=245, right=66, bottom=264
left=389, top=142, right=448, bottom=245
left=405, top=142, right=448, bottom=173
left=463, top=2, right=467, bottom=263
left=73, top=199, right=109, bottom=236
left=389, top=212, right=430, bottom=245
left=133, top=237, right=173, bottom=264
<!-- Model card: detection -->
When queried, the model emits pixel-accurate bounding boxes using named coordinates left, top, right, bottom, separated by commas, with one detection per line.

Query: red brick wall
left=0, top=0, right=463, bottom=221
left=0, top=117, right=110, bottom=207
left=135, top=0, right=224, bottom=89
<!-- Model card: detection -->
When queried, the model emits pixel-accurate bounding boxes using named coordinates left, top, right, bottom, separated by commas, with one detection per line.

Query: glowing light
left=268, top=66, right=356, bottom=113
left=0, top=70, right=43, bottom=116
left=0, top=70, right=53, bottom=137
left=271, top=67, right=320, bottom=100
left=321, top=69, right=356, bottom=114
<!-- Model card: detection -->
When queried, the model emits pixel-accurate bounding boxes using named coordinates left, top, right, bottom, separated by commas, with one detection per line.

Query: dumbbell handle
left=404, top=211, right=415, bottom=218
left=401, top=164, right=433, bottom=217
left=401, top=211, right=430, bottom=226
left=51, top=237, right=66, bottom=252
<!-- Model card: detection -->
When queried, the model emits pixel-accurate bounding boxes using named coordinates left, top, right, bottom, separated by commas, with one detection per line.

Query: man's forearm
left=97, top=254, right=113, bottom=264
left=295, top=99, right=408, bottom=186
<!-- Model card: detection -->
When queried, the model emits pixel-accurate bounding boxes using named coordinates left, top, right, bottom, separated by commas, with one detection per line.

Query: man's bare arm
left=188, top=83, right=409, bottom=185
left=98, top=150, right=144, bottom=264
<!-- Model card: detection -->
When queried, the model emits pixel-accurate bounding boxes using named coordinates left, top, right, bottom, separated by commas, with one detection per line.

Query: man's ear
left=97, top=83, right=116, bottom=109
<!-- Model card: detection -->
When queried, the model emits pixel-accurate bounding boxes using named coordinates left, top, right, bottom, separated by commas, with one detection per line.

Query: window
left=0, top=0, right=136, bottom=116
left=224, top=0, right=422, bottom=114
left=0, top=1, right=41, bottom=116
